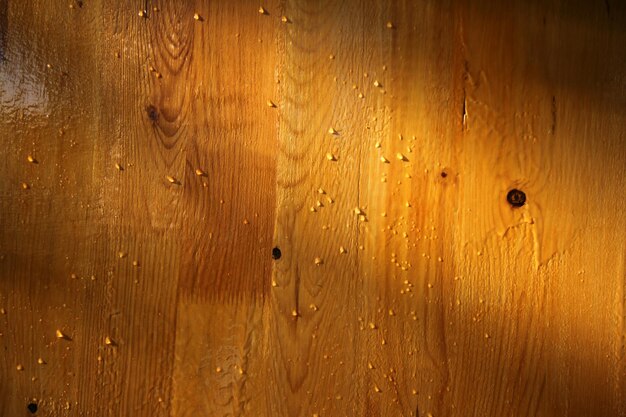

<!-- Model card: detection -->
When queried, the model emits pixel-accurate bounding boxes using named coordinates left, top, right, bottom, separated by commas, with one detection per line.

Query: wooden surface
left=1, top=1, right=625, bottom=416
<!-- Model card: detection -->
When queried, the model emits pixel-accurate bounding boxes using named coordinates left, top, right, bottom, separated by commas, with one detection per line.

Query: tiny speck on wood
left=166, top=175, right=179, bottom=185
left=326, top=153, right=337, bottom=161
left=16, top=364, right=24, bottom=371
left=21, top=182, right=30, bottom=190
left=56, top=329, right=70, bottom=340
left=339, top=246, right=347, bottom=254
left=373, top=80, right=381, bottom=87
left=138, top=10, right=147, bottom=18
left=380, top=156, right=389, bottom=163
left=118, top=251, right=127, bottom=258
left=104, top=336, right=115, bottom=346
left=193, top=13, right=202, bottom=21
left=146, top=104, right=158, bottom=121
left=396, top=153, right=407, bottom=161
left=195, top=168, right=206, bottom=177
left=37, top=357, right=46, bottom=365
left=115, top=163, right=123, bottom=171
left=258, top=6, right=267, bottom=15
left=281, top=16, right=290, bottom=23
left=386, top=21, right=394, bottom=29
left=328, top=127, right=338, bottom=135
left=314, top=257, right=323, bottom=265
left=27, top=155, right=37, bottom=163
left=267, top=100, right=276, bottom=108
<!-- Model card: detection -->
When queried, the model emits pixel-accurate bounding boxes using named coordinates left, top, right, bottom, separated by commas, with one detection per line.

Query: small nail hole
left=272, top=247, right=282, bottom=260
left=440, top=171, right=448, bottom=178
left=27, top=403, right=38, bottom=414
left=507, top=189, right=526, bottom=207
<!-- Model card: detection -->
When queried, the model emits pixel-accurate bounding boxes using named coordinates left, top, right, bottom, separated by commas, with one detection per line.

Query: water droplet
left=56, top=329, right=71, bottom=340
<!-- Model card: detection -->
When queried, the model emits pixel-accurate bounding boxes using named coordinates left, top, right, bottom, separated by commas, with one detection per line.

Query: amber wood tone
left=1, top=0, right=625, bottom=416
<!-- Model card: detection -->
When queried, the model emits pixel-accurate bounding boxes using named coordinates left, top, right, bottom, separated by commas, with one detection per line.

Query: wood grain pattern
left=1, top=0, right=625, bottom=416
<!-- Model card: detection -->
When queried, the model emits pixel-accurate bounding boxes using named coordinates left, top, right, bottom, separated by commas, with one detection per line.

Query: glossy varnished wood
left=1, top=1, right=625, bottom=416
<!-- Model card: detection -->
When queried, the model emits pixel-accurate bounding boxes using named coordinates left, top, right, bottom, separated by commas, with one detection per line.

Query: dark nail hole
left=146, top=105, right=159, bottom=122
left=507, top=189, right=526, bottom=207
left=27, top=402, right=38, bottom=414
left=440, top=171, right=448, bottom=178
left=272, top=247, right=282, bottom=260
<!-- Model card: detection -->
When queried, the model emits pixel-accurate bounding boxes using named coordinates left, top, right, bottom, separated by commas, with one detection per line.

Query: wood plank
left=0, top=0, right=625, bottom=416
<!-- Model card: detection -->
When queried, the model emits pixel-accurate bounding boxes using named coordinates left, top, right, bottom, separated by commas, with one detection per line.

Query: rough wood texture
left=1, top=1, right=625, bottom=416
